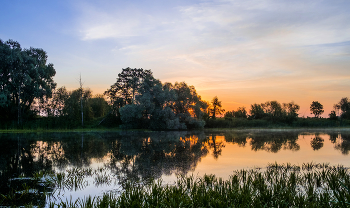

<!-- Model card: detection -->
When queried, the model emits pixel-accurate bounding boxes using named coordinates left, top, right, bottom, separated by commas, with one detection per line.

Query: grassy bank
left=2, top=163, right=350, bottom=207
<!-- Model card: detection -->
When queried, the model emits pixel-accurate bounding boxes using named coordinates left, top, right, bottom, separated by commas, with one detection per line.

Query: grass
left=5, top=162, right=349, bottom=207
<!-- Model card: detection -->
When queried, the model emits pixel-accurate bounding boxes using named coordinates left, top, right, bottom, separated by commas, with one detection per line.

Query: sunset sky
left=1, top=0, right=350, bottom=117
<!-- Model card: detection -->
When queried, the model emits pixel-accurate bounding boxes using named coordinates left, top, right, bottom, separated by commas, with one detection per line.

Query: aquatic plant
left=2, top=162, right=350, bottom=207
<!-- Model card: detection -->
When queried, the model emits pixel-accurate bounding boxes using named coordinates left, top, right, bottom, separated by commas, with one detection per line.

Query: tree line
left=1, top=39, right=350, bottom=129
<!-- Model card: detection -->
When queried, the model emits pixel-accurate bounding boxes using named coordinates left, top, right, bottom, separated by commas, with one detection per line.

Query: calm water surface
left=1, top=129, right=350, bottom=206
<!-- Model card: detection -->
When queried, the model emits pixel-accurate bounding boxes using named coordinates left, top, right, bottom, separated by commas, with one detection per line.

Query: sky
left=1, top=0, right=350, bottom=117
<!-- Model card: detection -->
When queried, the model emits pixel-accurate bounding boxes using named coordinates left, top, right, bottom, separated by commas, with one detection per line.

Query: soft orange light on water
left=189, top=132, right=350, bottom=180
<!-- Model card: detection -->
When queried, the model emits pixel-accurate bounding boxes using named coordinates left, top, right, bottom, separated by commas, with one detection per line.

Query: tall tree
left=210, top=96, right=225, bottom=119
left=171, top=82, right=207, bottom=120
left=119, top=74, right=206, bottom=129
left=310, top=101, right=324, bottom=118
left=52, top=88, right=93, bottom=126
left=250, top=103, right=265, bottom=119
left=334, top=97, right=350, bottom=119
left=105, top=67, right=153, bottom=111
left=89, top=94, right=110, bottom=118
left=261, top=101, right=283, bottom=118
left=283, top=102, right=300, bottom=118
left=0, top=39, right=56, bottom=124
left=235, top=107, right=247, bottom=118
left=282, top=101, right=300, bottom=122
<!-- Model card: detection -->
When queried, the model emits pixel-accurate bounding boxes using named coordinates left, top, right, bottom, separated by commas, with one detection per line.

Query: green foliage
left=45, top=163, right=350, bottom=208
left=105, top=67, right=153, bottom=114
left=0, top=39, right=56, bottom=124
left=89, top=94, right=110, bottom=118
left=118, top=72, right=206, bottom=130
left=34, top=87, right=111, bottom=128
left=310, top=101, right=324, bottom=118
left=247, top=101, right=299, bottom=124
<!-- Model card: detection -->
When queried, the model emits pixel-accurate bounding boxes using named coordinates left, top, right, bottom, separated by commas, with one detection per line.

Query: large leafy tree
left=118, top=72, right=207, bottom=130
left=105, top=67, right=153, bottom=113
left=171, top=82, right=208, bottom=120
left=0, top=39, right=56, bottom=124
left=310, top=101, right=324, bottom=118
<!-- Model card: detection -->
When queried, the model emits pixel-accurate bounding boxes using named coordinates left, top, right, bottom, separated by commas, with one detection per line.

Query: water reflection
left=106, top=131, right=209, bottom=186
left=310, top=134, right=324, bottom=151
left=1, top=130, right=350, bottom=205
left=224, top=131, right=300, bottom=152
left=334, top=133, right=350, bottom=155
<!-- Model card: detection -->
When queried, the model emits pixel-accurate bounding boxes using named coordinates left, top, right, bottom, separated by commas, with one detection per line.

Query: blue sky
left=1, top=0, right=350, bottom=116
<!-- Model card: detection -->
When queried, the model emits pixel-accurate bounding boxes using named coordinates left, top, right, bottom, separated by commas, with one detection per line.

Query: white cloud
left=69, top=0, right=350, bottom=112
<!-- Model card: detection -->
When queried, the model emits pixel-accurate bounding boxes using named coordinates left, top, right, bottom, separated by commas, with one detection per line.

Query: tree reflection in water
left=205, top=135, right=225, bottom=159
left=1, top=130, right=350, bottom=205
left=310, top=134, right=324, bottom=151
left=222, top=131, right=300, bottom=153
left=106, top=131, right=209, bottom=187
left=334, top=132, right=350, bottom=155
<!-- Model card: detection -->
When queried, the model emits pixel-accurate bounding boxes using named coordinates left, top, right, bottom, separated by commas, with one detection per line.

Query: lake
left=1, top=129, right=350, bottom=206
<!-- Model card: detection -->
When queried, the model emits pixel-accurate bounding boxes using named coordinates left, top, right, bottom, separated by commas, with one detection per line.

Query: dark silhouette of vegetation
left=104, top=67, right=153, bottom=115
left=225, top=107, right=247, bottom=119
left=310, top=101, right=324, bottom=118
left=107, top=68, right=207, bottom=130
left=2, top=39, right=350, bottom=130
left=209, top=96, right=225, bottom=119
left=0, top=39, right=56, bottom=127
left=334, top=97, right=350, bottom=119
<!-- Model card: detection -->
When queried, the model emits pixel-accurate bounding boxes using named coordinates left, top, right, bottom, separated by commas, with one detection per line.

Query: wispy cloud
left=70, top=0, right=350, bottom=113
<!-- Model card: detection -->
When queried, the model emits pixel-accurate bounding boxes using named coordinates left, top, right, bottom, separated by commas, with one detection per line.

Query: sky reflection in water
left=1, top=130, right=350, bottom=204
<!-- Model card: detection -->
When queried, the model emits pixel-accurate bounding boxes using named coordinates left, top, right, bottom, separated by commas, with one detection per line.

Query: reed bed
left=46, top=162, right=350, bottom=208
left=2, top=163, right=350, bottom=207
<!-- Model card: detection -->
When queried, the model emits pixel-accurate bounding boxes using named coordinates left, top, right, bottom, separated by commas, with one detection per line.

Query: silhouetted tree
left=310, top=101, right=324, bottom=118
left=334, top=97, right=350, bottom=119
left=235, top=107, right=247, bottom=118
left=329, top=110, right=338, bottom=120
left=105, top=67, right=153, bottom=114
left=250, top=103, right=265, bottom=119
left=224, top=111, right=235, bottom=120
left=119, top=75, right=206, bottom=129
left=283, top=102, right=300, bottom=118
left=262, top=101, right=283, bottom=119
left=171, top=82, right=208, bottom=120
left=210, top=96, right=225, bottom=119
